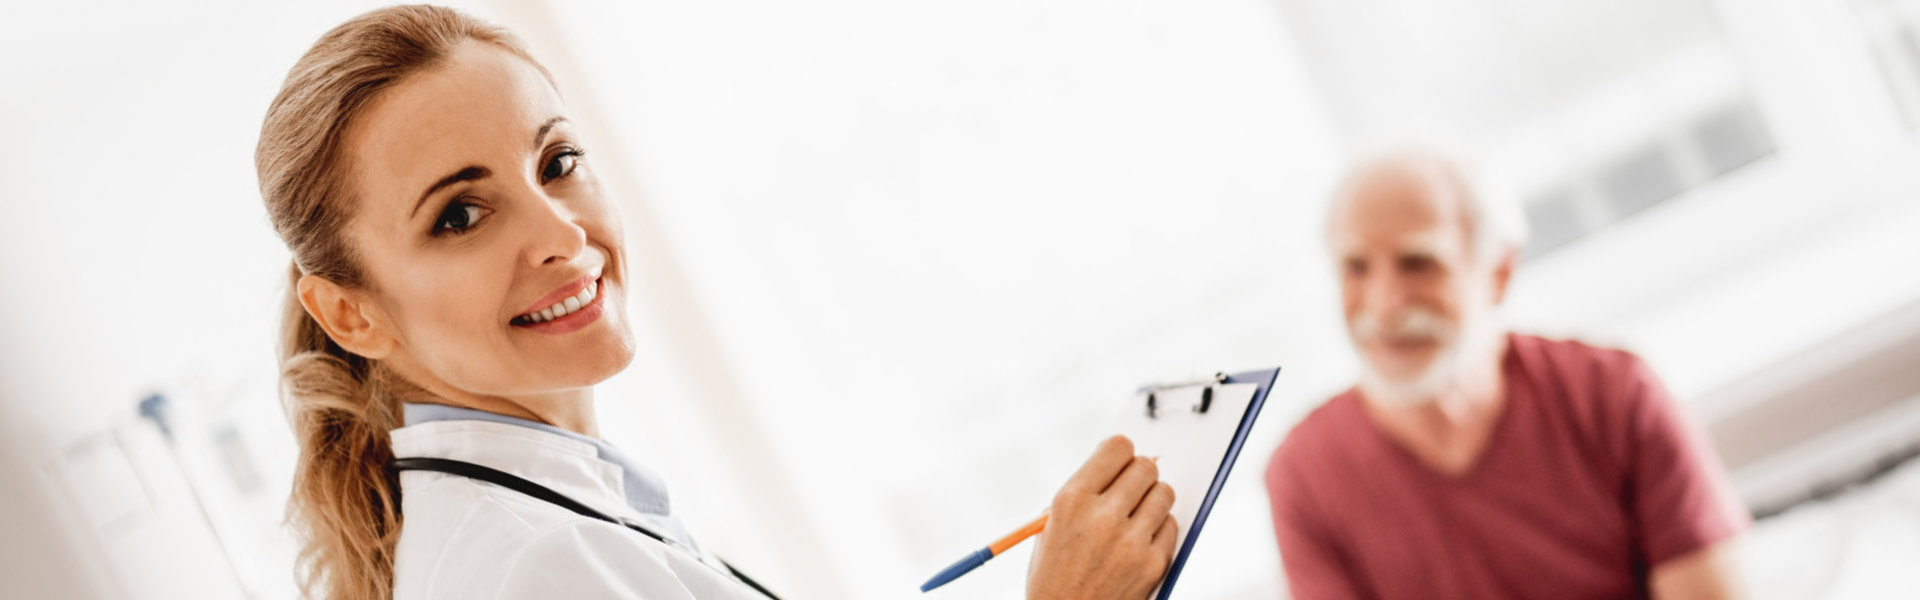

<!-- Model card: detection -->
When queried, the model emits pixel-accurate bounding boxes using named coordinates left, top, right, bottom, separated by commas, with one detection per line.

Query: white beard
left=1354, top=306, right=1503, bottom=407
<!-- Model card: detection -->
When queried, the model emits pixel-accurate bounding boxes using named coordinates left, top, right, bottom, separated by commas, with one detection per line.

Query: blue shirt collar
left=400, top=402, right=675, bottom=517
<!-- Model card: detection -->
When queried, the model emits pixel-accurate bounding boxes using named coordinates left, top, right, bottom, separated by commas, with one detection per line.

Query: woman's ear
left=297, top=274, right=397, bottom=359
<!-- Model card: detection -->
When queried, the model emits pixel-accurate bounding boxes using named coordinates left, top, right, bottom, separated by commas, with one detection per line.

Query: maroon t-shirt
left=1264, top=334, right=1748, bottom=600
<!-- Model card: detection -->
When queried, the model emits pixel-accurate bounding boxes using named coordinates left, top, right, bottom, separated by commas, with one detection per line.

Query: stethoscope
left=391, top=457, right=783, bottom=600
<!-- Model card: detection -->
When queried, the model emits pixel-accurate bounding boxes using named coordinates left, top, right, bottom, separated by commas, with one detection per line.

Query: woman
left=257, top=5, right=1179, bottom=599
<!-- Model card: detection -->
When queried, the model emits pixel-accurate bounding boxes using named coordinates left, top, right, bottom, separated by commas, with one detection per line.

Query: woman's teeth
left=517, top=280, right=597, bottom=325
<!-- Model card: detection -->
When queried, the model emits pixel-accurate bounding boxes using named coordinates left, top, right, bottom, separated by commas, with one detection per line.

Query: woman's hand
left=1027, top=435, right=1178, bottom=600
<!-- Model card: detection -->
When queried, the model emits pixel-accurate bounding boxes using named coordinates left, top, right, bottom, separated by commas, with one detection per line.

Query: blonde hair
left=254, top=6, right=549, bottom=599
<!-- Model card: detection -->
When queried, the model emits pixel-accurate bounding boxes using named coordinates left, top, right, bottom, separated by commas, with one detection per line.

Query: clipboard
left=1116, top=367, right=1280, bottom=599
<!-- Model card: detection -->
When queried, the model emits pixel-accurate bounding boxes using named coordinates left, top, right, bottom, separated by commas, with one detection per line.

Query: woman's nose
left=522, top=192, right=588, bottom=268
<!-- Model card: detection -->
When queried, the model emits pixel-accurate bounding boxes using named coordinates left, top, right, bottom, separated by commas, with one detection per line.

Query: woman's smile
left=511, top=275, right=607, bottom=334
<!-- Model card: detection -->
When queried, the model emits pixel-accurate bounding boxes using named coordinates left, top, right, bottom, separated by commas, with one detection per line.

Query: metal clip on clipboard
left=1141, top=372, right=1228, bottom=419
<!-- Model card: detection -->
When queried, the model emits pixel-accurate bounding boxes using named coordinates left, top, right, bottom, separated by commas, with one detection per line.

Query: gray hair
left=1325, top=150, right=1530, bottom=263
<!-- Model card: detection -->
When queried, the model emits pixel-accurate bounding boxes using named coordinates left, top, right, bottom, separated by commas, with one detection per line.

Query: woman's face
left=338, top=41, right=635, bottom=398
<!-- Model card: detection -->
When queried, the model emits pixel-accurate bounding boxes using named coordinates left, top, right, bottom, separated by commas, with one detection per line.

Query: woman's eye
left=541, top=149, right=583, bottom=182
left=432, top=201, right=487, bottom=236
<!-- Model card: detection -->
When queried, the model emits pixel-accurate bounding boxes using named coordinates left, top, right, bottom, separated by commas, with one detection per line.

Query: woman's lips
left=515, top=275, right=598, bottom=319
left=512, top=278, right=606, bottom=335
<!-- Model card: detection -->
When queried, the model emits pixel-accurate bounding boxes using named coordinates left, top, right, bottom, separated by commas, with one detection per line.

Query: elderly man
left=1263, top=153, right=1749, bottom=600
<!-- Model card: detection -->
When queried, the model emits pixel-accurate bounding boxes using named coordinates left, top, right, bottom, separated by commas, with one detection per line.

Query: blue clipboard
left=1152, top=367, right=1281, bottom=599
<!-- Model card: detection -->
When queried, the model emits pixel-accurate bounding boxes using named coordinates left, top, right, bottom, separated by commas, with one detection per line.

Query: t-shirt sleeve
left=1616, top=354, right=1751, bottom=567
left=1266, top=450, right=1366, bottom=600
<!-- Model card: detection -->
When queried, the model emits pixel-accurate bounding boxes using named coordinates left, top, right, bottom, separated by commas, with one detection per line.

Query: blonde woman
left=258, top=5, right=1179, bottom=600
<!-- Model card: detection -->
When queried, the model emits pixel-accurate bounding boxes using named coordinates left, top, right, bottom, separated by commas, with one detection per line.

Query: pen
left=919, top=514, right=1049, bottom=593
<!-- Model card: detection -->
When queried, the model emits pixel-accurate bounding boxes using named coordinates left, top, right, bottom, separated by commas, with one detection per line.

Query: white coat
left=389, top=418, right=771, bottom=599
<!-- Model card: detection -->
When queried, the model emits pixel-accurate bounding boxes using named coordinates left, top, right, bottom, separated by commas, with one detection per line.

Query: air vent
left=1522, top=100, right=1773, bottom=257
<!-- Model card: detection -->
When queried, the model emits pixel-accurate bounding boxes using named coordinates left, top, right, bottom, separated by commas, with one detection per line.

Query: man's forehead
left=1345, top=164, right=1456, bottom=216
left=1330, top=164, right=1469, bottom=252
left=1335, top=227, right=1448, bottom=257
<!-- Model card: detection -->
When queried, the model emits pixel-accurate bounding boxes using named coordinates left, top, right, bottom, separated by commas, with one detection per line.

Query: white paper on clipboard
left=1113, top=381, right=1259, bottom=594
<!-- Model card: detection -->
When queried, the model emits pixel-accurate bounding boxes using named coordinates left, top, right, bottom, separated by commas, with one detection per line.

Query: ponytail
left=280, top=262, right=402, bottom=600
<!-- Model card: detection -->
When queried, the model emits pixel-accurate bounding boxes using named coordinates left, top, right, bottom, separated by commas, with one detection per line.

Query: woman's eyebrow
left=532, top=116, right=567, bottom=150
left=411, top=166, right=489, bottom=217
left=406, top=117, right=567, bottom=218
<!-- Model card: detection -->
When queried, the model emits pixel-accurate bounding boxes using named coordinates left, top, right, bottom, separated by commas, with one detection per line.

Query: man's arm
left=1614, top=353, right=1752, bottom=600
left=1650, top=538, right=1746, bottom=600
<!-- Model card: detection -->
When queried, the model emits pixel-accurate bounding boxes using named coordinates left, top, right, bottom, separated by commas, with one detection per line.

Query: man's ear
left=1490, top=247, right=1517, bottom=305
left=297, top=274, right=397, bottom=359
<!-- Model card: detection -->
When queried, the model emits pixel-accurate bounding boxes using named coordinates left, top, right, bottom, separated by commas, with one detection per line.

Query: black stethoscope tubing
left=390, top=457, right=782, bottom=600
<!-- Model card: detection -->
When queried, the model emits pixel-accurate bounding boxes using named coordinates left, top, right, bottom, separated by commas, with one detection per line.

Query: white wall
left=0, top=1, right=481, bottom=597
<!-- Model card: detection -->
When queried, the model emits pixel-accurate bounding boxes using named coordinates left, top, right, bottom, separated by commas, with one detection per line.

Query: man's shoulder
left=1513, top=332, right=1637, bottom=361
left=1509, top=332, right=1667, bottom=437
left=1511, top=333, right=1651, bottom=384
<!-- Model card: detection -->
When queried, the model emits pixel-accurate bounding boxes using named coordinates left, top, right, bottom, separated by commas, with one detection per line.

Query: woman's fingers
left=1103, top=456, right=1159, bottom=511
left=1030, top=436, right=1183, bottom=600
left=1057, top=435, right=1134, bottom=506
left=1152, top=514, right=1179, bottom=558
left=1131, top=481, right=1175, bottom=523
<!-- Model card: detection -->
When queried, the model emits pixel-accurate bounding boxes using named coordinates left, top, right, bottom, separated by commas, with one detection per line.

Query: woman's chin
left=508, top=320, right=635, bottom=389
left=558, top=330, right=637, bottom=385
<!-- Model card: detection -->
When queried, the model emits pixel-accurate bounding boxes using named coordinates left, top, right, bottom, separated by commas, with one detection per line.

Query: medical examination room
left=2, top=0, right=1918, bottom=598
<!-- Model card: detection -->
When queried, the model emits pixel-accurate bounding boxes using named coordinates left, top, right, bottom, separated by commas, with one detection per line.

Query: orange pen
left=921, top=458, right=1156, bottom=593
left=920, top=514, right=1049, bottom=593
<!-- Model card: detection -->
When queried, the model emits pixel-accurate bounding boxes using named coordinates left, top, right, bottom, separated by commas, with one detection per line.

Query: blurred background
left=2, top=0, right=1918, bottom=598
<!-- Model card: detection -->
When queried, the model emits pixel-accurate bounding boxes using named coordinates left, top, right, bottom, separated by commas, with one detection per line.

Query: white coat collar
left=397, top=403, right=674, bottom=515
left=390, top=420, right=639, bottom=522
